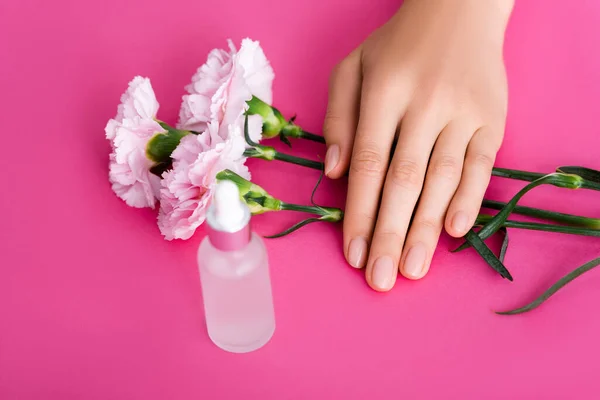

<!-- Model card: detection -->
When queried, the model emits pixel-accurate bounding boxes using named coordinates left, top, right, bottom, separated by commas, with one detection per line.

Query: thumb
left=323, top=48, right=362, bottom=179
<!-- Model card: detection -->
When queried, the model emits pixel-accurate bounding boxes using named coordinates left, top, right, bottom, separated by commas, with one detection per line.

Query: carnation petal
left=106, top=77, right=163, bottom=209
left=157, top=124, right=251, bottom=240
left=119, top=76, right=160, bottom=121
left=178, top=38, right=274, bottom=143
left=237, top=39, right=274, bottom=105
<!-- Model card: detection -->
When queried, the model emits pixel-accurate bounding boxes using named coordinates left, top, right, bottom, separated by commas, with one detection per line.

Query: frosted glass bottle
left=198, top=181, right=275, bottom=353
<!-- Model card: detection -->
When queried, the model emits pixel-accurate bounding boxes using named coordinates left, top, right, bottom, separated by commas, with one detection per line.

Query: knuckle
left=430, top=155, right=461, bottom=181
left=363, top=72, right=399, bottom=100
left=470, top=151, right=495, bottom=170
left=415, top=81, right=450, bottom=111
left=351, top=146, right=385, bottom=176
left=344, top=209, right=377, bottom=226
left=388, top=159, right=422, bottom=190
left=323, top=108, right=344, bottom=128
left=416, top=217, right=440, bottom=232
left=420, top=89, right=444, bottom=111
left=373, top=229, right=405, bottom=245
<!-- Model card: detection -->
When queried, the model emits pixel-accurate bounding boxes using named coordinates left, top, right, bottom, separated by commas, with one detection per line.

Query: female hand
left=323, top=0, right=514, bottom=291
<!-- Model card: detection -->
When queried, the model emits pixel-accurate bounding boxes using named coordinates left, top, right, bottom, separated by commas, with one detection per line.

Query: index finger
left=323, top=48, right=362, bottom=179
left=343, top=77, right=407, bottom=269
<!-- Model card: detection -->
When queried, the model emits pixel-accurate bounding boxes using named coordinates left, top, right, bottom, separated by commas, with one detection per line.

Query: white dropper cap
left=212, top=180, right=247, bottom=232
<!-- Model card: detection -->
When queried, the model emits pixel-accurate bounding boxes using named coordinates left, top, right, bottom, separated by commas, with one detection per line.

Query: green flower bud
left=245, top=96, right=325, bottom=145
left=246, top=96, right=287, bottom=138
left=320, top=208, right=344, bottom=222
left=216, top=169, right=281, bottom=214
left=555, top=173, right=584, bottom=189
left=243, top=145, right=277, bottom=161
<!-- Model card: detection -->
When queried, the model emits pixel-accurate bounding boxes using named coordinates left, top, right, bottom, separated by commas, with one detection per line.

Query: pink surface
left=1, top=0, right=600, bottom=398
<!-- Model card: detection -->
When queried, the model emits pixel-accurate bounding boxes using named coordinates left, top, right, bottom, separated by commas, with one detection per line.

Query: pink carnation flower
left=157, top=122, right=250, bottom=240
left=106, top=76, right=164, bottom=208
left=178, top=38, right=274, bottom=144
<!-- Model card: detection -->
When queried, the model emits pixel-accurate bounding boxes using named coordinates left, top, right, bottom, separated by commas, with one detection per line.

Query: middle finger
left=365, top=110, right=443, bottom=291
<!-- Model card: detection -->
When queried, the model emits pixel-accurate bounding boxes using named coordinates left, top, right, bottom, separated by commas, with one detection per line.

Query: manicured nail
left=372, top=256, right=395, bottom=290
left=452, top=211, right=470, bottom=235
left=348, top=237, right=367, bottom=268
left=324, top=145, right=340, bottom=176
left=403, top=243, right=427, bottom=279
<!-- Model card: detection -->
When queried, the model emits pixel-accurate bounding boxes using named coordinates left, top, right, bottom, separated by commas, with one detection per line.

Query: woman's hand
left=323, top=0, right=514, bottom=291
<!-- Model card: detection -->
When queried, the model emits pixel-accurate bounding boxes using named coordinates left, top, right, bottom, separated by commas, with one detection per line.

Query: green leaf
left=499, top=228, right=509, bottom=263
left=455, top=173, right=584, bottom=252
left=464, top=229, right=513, bottom=280
left=279, top=135, right=292, bottom=147
left=482, top=199, right=600, bottom=228
left=557, top=166, right=600, bottom=184
left=496, top=256, right=600, bottom=315
left=452, top=240, right=470, bottom=253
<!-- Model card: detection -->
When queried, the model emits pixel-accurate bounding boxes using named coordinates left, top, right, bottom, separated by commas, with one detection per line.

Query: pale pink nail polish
left=372, top=256, right=394, bottom=290
left=325, top=145, right=340, bottom=176
left=403, top=243, right=427, bottom=279
left=452, top=211, right=470, bottom=235
left=348, top=237, right=367, bottom=268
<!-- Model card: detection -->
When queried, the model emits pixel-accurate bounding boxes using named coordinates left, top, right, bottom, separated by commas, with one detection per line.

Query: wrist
left=403, top=0, right=513, bottom=51
left=401, top=0, right=514, bottom=32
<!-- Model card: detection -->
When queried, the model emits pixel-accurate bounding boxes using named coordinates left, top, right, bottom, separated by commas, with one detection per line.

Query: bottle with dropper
left=198, top=180, right=276, bottom=353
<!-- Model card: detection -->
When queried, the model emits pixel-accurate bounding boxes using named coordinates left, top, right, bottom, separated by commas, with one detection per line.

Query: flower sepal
left=246, top=96, right=325, bottom=144
left=216, top=169, right=344, bottom=238
left=146, top=120, right=195, bottom=168
left=216, top=169, right=281, bottom=214
left=246, top=96, right=286, bottom=139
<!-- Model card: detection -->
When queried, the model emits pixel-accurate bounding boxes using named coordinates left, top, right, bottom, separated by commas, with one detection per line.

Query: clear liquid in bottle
left=197, top=180, right=275, bottom=353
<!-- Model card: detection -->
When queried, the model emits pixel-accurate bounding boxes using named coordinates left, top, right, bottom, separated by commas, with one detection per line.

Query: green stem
left=243, top=113, right=325, bottom=170
left=243, top=148, right=324, bottom=170
left=481, top=199, right=600, bottom=228
left=455, top=173, right=584, bottom=252
left=242, top=144, right=600, bottom=193
left=297, top=130, right=326, bottom=143
left=496, top=256, right=600, bottom=315
left=492, top=167, right=600, bottom=191
left=491, top=167, right=545, bottom=182
left=273, top=152, right=324, bottom=170
left=280, top=123, right=325, bottom=143
left=279, top=202, right=343, bottom=221
left=476, top=214, right=600, bottom=237
left=263, top=201, right=343, bottom=238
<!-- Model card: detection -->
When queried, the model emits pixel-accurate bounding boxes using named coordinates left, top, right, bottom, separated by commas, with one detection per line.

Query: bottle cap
left=206, top=180, right=251, bottom=251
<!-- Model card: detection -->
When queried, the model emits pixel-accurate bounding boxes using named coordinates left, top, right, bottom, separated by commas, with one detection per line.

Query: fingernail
left=403, top=243, right=427, bottom=279
left=452, top=211, right=470, bottom=235
left=372, top=256, right=395, bottom=290
left=348, top=237, right=367, bottom=268
left=324, top=145, right=340, bottom=176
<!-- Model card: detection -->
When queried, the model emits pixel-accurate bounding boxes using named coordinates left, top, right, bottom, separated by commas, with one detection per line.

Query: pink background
left=1, top=0, right=600, bottom=398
